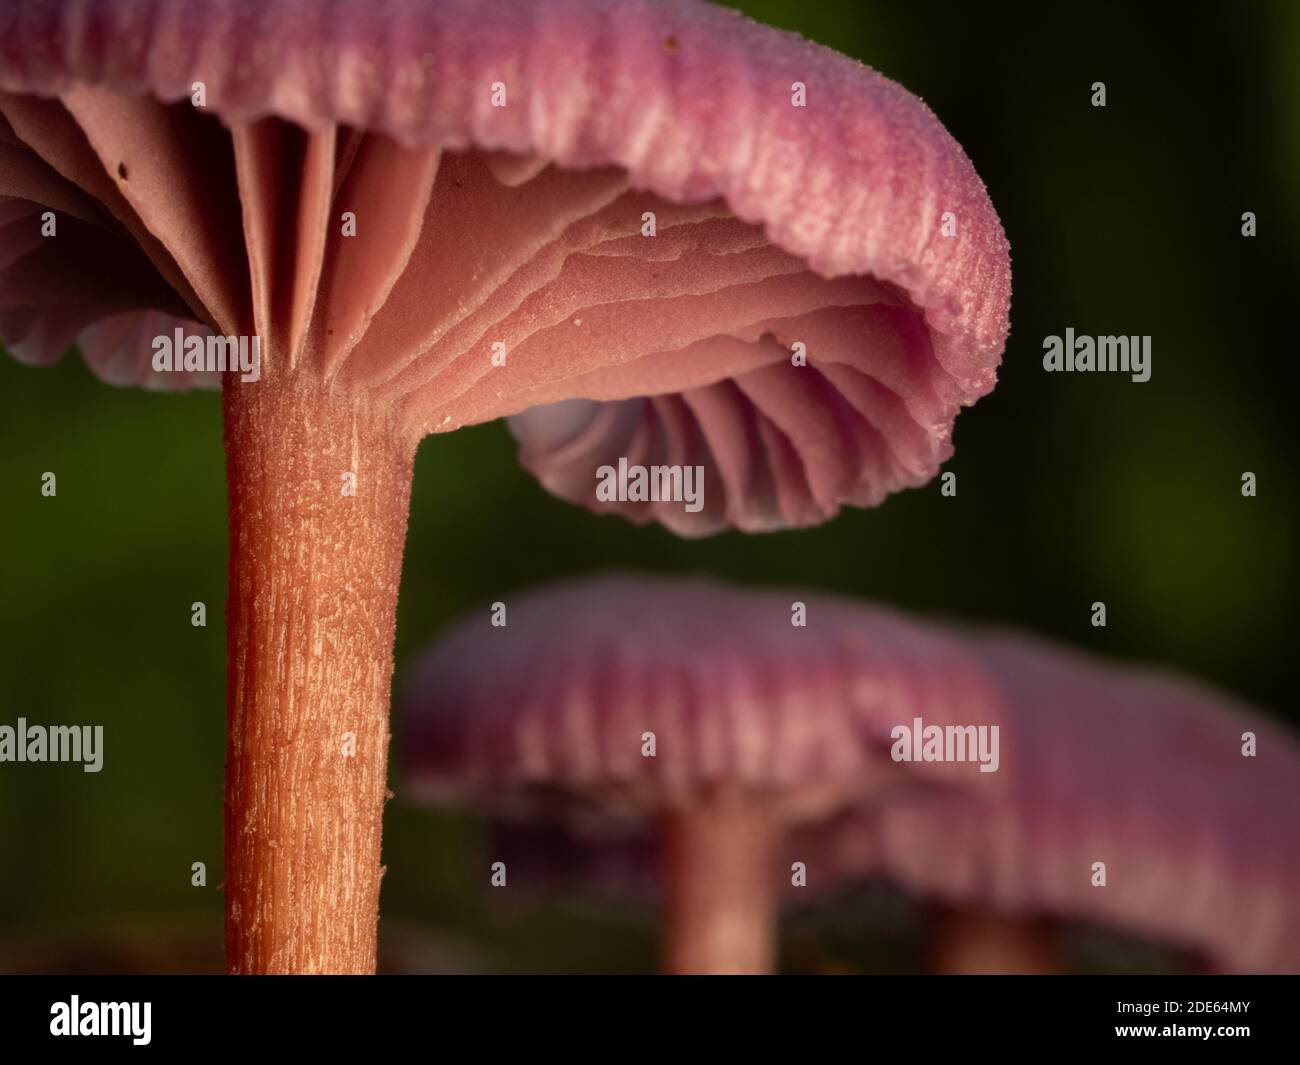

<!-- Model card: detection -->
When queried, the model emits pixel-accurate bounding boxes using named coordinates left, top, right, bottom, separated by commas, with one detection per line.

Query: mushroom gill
left=2, top=98, right=974, bottom=534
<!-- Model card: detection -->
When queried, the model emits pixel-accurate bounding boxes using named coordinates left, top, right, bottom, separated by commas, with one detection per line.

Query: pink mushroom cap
left=1, top=0, right=1010, bottom=533
left=403, top=573, right=1300, bottom=973
left=403, top=573, right=1012, bottom=817
left=806, top=630, right=1300, bottom=973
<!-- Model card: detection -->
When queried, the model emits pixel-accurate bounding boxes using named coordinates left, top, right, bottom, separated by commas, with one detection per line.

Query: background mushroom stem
left=927, top=905, right=1058, bottom=974
left=661, top=795, right=778, bottom=975
left=222, top=375, right=413, bottom=974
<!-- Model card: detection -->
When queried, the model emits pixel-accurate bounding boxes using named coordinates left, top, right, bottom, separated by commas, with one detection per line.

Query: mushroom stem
left=661, top=795, right=778, bottom=975
left=222, top=375, right=413, bottom=974
left=928, top=905, right=1058, bottom=974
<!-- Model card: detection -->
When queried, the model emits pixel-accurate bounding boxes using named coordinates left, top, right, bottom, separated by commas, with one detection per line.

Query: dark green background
left=1, top=0, right=1295, bottom=973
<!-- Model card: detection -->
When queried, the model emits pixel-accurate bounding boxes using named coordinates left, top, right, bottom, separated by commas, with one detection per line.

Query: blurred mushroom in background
left=402, top=573, right=1300, bottom=974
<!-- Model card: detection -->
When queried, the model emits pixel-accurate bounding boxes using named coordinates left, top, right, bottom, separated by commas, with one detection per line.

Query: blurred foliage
left=0, top=0, right=1294, bottom=973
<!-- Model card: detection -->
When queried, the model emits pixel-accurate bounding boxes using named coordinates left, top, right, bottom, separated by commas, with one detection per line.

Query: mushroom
left=805, top=628, right=1300, bottom=974
left=402, top=573, right=1300, bottom=974
left=0, top=0, right=1009, bottom=973
left=400, top=573, right=1005, bottom=973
